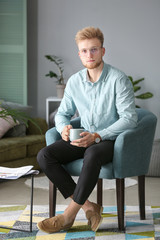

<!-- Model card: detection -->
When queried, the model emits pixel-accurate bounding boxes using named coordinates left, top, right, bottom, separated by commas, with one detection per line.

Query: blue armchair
left=45, top=108, right=157, bottom=231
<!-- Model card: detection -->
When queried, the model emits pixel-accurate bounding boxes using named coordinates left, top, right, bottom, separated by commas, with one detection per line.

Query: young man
left=37, top=27, right=137, bottom=233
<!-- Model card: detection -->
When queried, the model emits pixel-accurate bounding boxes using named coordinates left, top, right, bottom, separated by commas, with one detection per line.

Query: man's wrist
left=93, top=133, right=102, bottom=143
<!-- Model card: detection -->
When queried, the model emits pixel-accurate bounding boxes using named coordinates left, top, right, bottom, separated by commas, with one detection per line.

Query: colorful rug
left=0, top=205, right=160, bottom=240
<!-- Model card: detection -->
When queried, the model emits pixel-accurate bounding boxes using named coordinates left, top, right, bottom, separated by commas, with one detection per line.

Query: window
left=0, top=0, right=27, bottom=105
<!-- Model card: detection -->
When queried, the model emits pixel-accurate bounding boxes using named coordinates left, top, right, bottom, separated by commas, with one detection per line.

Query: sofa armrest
left=27, top=118, right=48, bottom=135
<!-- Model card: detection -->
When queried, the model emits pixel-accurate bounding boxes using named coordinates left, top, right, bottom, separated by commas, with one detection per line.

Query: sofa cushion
left=0, top=156, right=41, bottom=171
left=0, top=137, right=26, bottom=163
left=0, top=135, right=45, bottom=163
left=19, top=135, right=46, bottom=157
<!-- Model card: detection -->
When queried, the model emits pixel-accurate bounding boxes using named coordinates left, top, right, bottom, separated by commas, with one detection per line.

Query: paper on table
left=0, top=165, right=39, bottom=179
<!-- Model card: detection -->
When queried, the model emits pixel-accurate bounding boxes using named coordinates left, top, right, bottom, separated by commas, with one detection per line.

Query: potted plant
left=45, top=55, right=65, bottom=98
left=128, top=76, right=153, bottom=108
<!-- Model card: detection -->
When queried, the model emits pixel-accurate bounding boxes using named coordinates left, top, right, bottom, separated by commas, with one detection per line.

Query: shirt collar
left=82, top=62, right=108, bottom=83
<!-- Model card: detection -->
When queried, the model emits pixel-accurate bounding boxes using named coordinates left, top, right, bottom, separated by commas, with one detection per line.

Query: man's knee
left=84, top=145, right=101, bottom=167
left=37, top=147, right=48, bottom=167
left=85, top=145, right=100, bottom=159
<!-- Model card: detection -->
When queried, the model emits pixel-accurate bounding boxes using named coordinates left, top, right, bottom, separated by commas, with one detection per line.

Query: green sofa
left=0, top=118, right=48, bottom=170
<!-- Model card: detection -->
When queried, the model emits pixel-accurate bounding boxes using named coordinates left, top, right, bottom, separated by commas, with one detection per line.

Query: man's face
left=78, top=38, right=105, bottom=69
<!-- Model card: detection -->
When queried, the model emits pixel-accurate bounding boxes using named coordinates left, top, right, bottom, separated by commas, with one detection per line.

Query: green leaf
left=135, top=92, right=153, bottom=99
left=133, top=86, right=141, bottom=92
left=45, top=71, right=58, bottom=78
left=128, top=76, right=133, bottom=82
left=132, top=78, right=145, bottom=86
left=45, top=55, right=54, bottom=61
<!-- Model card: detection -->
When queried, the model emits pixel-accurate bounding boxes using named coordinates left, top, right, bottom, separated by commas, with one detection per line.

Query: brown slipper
left=37, top=214, right=74, bottom=233
left=86, top=210, right=103, bottom=231
left=86, top=202, right=103, bottom=226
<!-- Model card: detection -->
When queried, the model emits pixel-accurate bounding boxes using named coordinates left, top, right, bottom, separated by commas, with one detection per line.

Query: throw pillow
left=0, top=107, right=19, bottom=139
left=3, top=123, right=26, bottom=138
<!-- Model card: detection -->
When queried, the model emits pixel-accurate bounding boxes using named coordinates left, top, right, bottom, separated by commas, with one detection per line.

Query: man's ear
left=78, top=51, right=82, bottom=60
left=102, top=47, right=105, bottom=56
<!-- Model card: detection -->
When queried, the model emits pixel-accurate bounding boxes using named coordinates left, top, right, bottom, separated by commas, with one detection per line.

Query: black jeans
left=37, top=139, right=114, bottom=205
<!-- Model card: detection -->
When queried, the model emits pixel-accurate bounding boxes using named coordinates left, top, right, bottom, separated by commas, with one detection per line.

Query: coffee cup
left=69, top=128, right=84, bottom=141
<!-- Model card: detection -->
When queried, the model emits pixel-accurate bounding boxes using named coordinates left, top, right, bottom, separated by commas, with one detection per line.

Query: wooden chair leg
left=97, top=178, right=103, bottom=206
left=49, top=180, right=57, bottom=218
left=116, top=178, right=125, bottom=231
left=138, top=175, right=145, bottom=220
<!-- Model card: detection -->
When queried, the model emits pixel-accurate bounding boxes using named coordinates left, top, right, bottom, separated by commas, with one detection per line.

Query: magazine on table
left=0, top=165, right=39, bottom=179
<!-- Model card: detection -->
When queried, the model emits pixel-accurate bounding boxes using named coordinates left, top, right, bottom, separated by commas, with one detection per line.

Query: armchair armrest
left=113, top=109, right=157, bottom=178
left=45, top=127, right=61, bottom=146
left=45, top=117, right=81, bottom=146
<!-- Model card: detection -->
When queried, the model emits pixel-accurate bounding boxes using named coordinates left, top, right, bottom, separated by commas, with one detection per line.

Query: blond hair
left=75, top=27, right=104, bottom=46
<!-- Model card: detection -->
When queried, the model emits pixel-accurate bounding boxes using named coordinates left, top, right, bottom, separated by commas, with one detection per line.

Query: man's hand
left=70, top=131, right=95, bottom=148
left=61, top=125, right=73, bottom=141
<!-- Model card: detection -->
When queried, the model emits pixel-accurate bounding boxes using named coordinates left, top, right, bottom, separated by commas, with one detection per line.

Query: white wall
left=36, top=0, right=160, bottom=138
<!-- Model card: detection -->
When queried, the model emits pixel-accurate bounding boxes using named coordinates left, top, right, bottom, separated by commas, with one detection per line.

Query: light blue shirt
left=55, top=63, right=137, bottom=140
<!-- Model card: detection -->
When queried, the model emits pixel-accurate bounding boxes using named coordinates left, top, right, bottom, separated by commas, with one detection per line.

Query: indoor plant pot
left=56, top=84, right=66, bottom=98
left=45, top=55, right=66, bottom=98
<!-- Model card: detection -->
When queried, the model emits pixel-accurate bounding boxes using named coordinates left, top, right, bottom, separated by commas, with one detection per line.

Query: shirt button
left=90, top=125, right=95, bottom=131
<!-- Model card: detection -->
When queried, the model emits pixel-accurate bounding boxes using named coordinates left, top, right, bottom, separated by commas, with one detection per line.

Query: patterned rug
left=0, top=205, right=160, bottom=240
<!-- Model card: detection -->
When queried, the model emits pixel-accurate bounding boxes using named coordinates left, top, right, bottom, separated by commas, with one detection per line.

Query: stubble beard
left=82, top=59, right=103, bottom=70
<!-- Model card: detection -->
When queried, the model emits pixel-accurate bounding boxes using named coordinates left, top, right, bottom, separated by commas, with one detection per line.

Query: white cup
left=69, top=128, right=84, bottom=141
